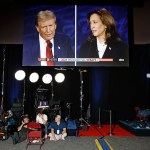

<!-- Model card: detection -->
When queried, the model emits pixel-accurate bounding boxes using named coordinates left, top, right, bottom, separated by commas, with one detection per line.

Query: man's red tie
left=46, top=40, right=54, bottom=66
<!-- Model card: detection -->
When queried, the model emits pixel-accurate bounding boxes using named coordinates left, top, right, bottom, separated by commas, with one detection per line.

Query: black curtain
left=0, top=44, right=150, bottom=124
left=0, top=44, right=23, bottom=111
left=90, top=44, right=150, bottom=123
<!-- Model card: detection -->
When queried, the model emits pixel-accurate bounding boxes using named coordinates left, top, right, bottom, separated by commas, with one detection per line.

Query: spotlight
left=29, top=72, right=39, bottom=83
left=42, top=74, right=52, bottom=84
left=55, top=73, right=65, bottom=83
left=146, top=73, right=150, bottom=78
left=15, top=70, right=26, bottom=81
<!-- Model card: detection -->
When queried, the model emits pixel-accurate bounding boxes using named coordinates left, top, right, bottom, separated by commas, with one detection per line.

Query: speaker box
left=67, top=119, right=78, bottom=136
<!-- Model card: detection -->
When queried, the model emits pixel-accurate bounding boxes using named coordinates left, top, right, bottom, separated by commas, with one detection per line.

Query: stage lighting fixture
left=15, top=70, right=26, bottom=81
left=42, top=74, right=52, bottom=84
left=55, top=73, right=65, bottom=83
left=146, top=73, right=150, bottom=78
left=29, top=72, right=39, bottom=83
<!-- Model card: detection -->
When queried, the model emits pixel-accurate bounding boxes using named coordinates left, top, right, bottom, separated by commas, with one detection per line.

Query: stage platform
left=119, top=120, right=150, bottom=136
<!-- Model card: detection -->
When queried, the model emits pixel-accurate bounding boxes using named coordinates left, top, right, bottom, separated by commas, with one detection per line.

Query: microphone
left=49, top=42, right=53, bottom=48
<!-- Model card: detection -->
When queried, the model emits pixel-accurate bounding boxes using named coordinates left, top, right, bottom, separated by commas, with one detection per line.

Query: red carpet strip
left=78, top=124, right=135, bottom=137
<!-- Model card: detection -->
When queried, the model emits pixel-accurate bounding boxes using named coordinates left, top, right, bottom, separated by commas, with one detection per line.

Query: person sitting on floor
left=11, top=114, right=30, bottom=144
left=36, top=109, right=48, bottom=139
left=49, top=115, right=67, bottom=141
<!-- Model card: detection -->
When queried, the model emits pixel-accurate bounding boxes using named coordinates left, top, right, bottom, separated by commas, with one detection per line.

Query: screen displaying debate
left=22, top=5, right=129, bottom=67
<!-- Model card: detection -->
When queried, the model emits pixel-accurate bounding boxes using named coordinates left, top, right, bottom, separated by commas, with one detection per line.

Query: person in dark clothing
left=23, top=10, right=74, bottom=66
left=11, top=115, right=30, bottom=144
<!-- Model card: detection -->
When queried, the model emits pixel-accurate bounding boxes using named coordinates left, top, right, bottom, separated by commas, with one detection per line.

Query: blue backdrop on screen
left=23, top=5, right=129, bottom=66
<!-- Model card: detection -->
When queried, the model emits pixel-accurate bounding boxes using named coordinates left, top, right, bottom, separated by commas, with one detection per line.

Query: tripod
left=66, top=103, right=72, bottom=119
left=79, top=69, right=90, bottom=127
left=49, top=81, right=54, bottom=108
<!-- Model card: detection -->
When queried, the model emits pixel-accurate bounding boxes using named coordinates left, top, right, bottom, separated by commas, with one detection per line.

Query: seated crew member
left=11, top=114, right=30, bottom=144
left=36, top=109, right=48, bottom=139
left=49, top=115, right=67, bottom=141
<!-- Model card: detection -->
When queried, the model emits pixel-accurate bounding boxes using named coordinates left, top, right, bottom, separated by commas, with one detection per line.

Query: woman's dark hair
left=36, top=109, right=43, bottom=114
left=87, top=8, right=121, bottom=43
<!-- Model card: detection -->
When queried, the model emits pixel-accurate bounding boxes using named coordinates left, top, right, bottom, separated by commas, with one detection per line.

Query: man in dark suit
left=23, top=10, right=74, bottom=66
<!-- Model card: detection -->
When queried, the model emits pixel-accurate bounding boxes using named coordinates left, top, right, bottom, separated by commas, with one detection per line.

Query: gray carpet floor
left=106, top=136, right=150, bottom=150
left=0, top=136, right=150, bottom=150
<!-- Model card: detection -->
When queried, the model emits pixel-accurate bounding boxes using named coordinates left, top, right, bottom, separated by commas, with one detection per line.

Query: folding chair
left=26, top=122, right=44, bottom=149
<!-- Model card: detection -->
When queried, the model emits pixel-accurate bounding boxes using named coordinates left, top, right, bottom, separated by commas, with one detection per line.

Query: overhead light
left=42, top=74, right=52, bottom=84
left=29, top=72, right=39, bottom=83
left=55, top=73, right=65, bottom=83
left=15, top=70, right=26, bottom=81
left=146, top=73, right=150, bottom=78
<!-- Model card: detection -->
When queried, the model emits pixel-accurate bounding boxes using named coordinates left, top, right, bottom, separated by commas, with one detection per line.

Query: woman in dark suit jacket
left=77, top=8, right=129, bottom=66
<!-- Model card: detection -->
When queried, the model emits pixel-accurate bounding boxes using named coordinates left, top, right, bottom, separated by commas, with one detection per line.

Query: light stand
left=79, top=69, right=90, bottom=128
left=49, top=81, right=61, bottom=120
left=0, top=45, right=6, bottom=122
left=50, top=81, right=54, bottom=108
left=66, top=103, right=72, bottom=120
left=22, top=79, right=26, bottom=115
left=14, top=70, right=26, bottom=116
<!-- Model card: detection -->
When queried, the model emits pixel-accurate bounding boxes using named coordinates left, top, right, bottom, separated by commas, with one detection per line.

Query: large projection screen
left=22, top=5, right=129, bottom=67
